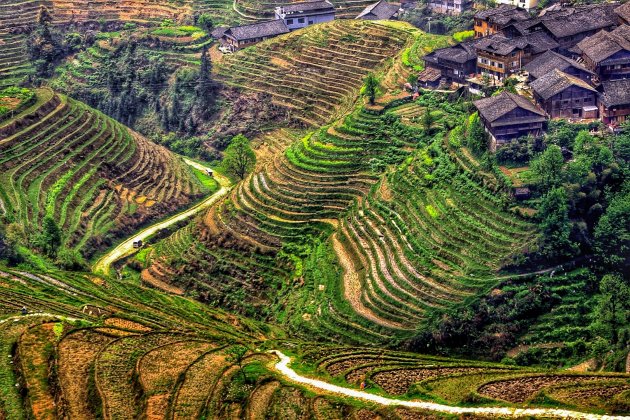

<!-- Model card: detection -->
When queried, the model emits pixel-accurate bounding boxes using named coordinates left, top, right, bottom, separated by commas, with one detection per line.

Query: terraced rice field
left=217, top=20, right=414, bottom=127
left=0, top=88, right=204, bottom=258
left=0, top=266, right=463, bottom=420
left=0, top=32, right=33, bottom=88
left=293, top=344, right=630, bottom=412
left=234, top=0, right=378, bottom=21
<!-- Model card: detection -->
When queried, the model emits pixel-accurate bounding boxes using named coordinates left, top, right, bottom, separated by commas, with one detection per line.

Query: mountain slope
left=0, top=87, right=205, bottom=259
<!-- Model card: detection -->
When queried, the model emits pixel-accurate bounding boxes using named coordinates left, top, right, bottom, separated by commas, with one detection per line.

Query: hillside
left=0, top=264, right=627, bottom=419
left=0, top=87, right=205, bottom=259
left=216, top=20, right=419, bottom=128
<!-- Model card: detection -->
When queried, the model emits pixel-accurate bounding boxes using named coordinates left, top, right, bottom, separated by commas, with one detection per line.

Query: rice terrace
left=0, top=0, right=629, bottom=418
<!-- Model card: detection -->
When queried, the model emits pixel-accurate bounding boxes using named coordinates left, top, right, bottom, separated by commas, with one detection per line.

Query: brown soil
left=18, top=323, right=57, bottom=420
left=103, top=317, right=152, bottom=331
left=246, top=381, right=280, bottom=420
left=326, top=358, right=382, bottom=377
left=478, top=375, right=622, bottom=403
left=549, top=383, right=630, bottom=410
left=331, top=233, right=404, bottom=330
left=372, top=367, right=486, bottom=395
left=58, top=330, right=116, bottom=420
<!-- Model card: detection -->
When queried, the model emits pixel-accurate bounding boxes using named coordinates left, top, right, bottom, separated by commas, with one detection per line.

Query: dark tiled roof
left=474, top=91, right=545, bottom=124
left=279, top=0, right=335, bottom=14
left=475, top=5, right=530, bottom=26
left=530, top=68, right=596, bottom=100
left=475, top=34, right=524, bottom=55
left=537, top=4, right=618, bottom=38
left=425, top=41, right=478, bottom=64
left=600, top=79, right=630, bottom=106
left=356, top=0, right=399, bottom=20
left=224, top=20, right=290, bottom=41
left=524, top=50, right=593, bottom=79
left=577, top=25, right=630, bottom=64
left=418, top=67, right=441, bottom=82
left=617, top=2, right=630, bottom=23
left=211, top=27, right=228, bottom=38
left=474, top=32, right=557, bottom=56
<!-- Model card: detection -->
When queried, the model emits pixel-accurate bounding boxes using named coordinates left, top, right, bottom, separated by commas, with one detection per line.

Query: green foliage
left=363, top=73, right=378, bottom=105
left=197, top=14, right=214, bottom=32
left=531, top=145, right=564, bottom=193
left=34, top=216, right=62, bottom=258
left=537, top=187, right=577, bottom=261
left=452, top=30, right=474, bottom=42
left=225, top=345, right=249, bottom=382
left=591, top=274, right=630, bottom=347
left=466, top=112, right=487, bottom=155
left=222, top=134, right=256, bottom=180
left=594, top=186, right=630, bottom=272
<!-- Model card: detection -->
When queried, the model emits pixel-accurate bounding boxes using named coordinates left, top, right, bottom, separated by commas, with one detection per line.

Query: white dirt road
left=270, top=351, right=630, bottom=420
left=92, top=159, right=231, bottom=275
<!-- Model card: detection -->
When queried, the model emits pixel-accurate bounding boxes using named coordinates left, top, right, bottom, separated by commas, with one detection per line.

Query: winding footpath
left=270, top=351, right=630, bottom=420
left=92, top=158, right=231, bottom=275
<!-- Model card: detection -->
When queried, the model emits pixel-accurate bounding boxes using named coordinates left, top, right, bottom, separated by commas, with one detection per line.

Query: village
left=213, top=0, right=629, bottom=152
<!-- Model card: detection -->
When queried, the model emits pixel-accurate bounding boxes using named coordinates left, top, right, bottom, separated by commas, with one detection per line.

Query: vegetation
left=222, top=135, right=256, bottom=180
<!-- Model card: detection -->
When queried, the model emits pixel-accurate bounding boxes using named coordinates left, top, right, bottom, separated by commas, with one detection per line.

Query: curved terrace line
left=270, top=350, right=630, bottom=420
left=92, top=158, right=231, bottom=275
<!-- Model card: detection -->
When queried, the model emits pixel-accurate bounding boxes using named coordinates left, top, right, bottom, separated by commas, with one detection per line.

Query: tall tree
left=363, top=73, right=378, bottom=105
left=594, top=187, right=630, bottom=272
left=223, top=134, right=256, bottom=180
left=196, top=46, right=213, bottom=105
left=592, top=274, right=630, bottom=346
left=225, top=345, right=248, bottom=382
left=35, top=216, right=62, bottom=258
left=537, top=187, right=577, bottom=260
left=531, top=145, right=564, bottom=193
left=466, top=112, right=487, bottom=154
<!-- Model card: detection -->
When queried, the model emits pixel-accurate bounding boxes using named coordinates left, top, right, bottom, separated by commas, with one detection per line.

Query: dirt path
left=92, top=159, right=231, bottom=275
left=330, top=233, right=406, bottom=330
left=270, top=351, right=630, bottom=420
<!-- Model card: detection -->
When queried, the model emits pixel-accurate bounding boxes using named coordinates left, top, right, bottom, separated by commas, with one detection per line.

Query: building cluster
left=215, top=0, right=400, bottom=51
left=418, top=3, right=630, bottom=149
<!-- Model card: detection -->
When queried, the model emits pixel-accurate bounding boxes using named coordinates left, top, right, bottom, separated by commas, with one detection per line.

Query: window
left=298, top=17, right=305, bottom=23
left=287, top=18, right=294, bottom=24
left=512, top=61, right=518, bottom=67
left=498, top=63, right=504, bottom=69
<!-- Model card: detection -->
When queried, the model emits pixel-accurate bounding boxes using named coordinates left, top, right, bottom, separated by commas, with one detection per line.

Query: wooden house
left=523, top=50, right=594, bottom=82
left=221, top=20, right=290, bottom=51
left=474, top=91, right=547, bottom=150
left=420, top=41, right=478, bottom=85
left=474, top=5, right=529, bottom=38
left=522, top=4, right=618, bottom=50
left=576, top=25, right=630, bottom=82
left=615, top=2, right=630, bottom=25
left=426, top=0, right=472, bottom=15
left=598, top=79, right=630, bottom=127
left=530, top=69, right=598, bottom=119
left=275, top=0, right=335, bottom=30
left=475, top=32, right=558, bottom=80
left=356, top=0, right=400, bottom=19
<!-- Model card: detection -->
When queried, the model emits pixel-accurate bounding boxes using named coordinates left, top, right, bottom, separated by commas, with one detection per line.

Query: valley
left=0, top=0, right=629, bottom=418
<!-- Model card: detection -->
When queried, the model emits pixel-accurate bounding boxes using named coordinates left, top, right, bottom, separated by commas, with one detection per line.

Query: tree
left=363, top=73, right=378, bottom=105
left=196, top=46, right=214, bottom=104
left=198, top=14, right=214, bottom=32
left=225, top=345, right=248, bottom=382
left=594, top=188, right=630, bottom=272
left=592, top=274, right=630, bottom=346
left=222, top=135, right=256, bottom=180
left=466, top=112, right=487, bottom=155
left=537, top=187, right=577, bottom=260
left=35, top=216, right=62, bottom=258
left=531, top=145, right=564, bottom=193
left=422, top=108, right=436, bottom=135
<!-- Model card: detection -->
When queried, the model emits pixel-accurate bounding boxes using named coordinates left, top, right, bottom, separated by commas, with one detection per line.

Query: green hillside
left=0, top=87, right=205, bottom=260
